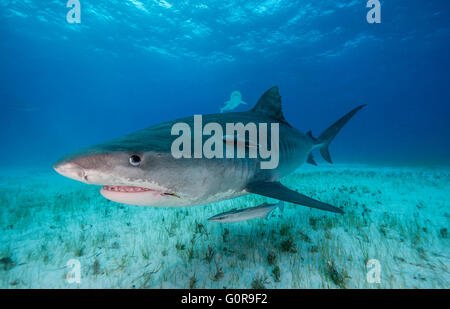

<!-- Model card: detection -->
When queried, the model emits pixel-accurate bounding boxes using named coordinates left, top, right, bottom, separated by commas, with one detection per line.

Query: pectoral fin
left=245, top=181, right=344, bottom=214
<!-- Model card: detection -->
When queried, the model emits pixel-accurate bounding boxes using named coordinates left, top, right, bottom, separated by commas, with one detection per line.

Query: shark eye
left=129, top=155, right=141, bottom=167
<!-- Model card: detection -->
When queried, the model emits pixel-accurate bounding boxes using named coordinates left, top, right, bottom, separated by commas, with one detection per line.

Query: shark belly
left=180, top=132, right=312, bottom=207
left=179, top=157, right=257, bottom=207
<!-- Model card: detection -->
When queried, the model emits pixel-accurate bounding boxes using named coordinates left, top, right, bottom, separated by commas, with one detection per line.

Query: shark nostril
left=54, top=162, right=86, bottom=182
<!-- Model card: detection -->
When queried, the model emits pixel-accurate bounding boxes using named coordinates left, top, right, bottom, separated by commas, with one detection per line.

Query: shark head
left=53, top=127, right=188, bottom=207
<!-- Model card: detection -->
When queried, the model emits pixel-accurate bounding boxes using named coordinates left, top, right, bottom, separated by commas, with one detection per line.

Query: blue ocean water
left=1, top=0, right=449, bottom=167
left=0, top=1, right=449, bottom=289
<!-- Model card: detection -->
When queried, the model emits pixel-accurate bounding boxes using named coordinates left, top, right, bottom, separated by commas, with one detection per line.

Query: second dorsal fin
left=251, top=86, right=287, bottom=123
left=307, top=153, right=317, bottom=166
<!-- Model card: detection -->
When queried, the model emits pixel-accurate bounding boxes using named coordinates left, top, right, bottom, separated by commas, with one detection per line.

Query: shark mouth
left=103, top=185, right=156, bottom=193
left=100, top=185, right=180, bottom=206
left=101, top=185, right=180, bottom=197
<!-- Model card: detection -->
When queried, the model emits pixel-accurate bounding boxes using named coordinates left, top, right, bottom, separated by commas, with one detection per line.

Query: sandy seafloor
left=0, top=164, right=448, bottom=288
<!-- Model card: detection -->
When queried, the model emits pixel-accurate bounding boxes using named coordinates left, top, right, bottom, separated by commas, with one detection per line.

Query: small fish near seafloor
left=208, top=201, right=284, bottom=223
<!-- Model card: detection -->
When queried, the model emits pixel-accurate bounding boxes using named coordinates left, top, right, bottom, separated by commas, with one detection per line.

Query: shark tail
left=313, top=105, right=366, bottom=164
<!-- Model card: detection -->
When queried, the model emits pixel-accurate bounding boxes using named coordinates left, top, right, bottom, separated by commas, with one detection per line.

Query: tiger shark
left=54, top=87, right=365, bottom=214
left=220, top=90, right=247, bottom=113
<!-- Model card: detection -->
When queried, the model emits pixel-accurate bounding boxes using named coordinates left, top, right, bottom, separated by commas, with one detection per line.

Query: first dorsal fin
left=251, top=86, right=287, bottom=123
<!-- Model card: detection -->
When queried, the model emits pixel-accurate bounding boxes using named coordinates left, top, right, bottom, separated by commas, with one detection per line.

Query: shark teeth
left=103, top=186, right=154, bottom=193
left=102, top=186, right=180, bottom=197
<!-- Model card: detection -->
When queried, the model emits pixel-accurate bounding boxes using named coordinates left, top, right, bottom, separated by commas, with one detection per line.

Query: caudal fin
left=277, top=201, right=284, bottom=213
left=316, top=105, right=366, bottom=163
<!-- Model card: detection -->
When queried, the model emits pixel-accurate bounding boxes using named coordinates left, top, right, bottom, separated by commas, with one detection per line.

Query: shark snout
left=53, top=161, right=86, bottom=182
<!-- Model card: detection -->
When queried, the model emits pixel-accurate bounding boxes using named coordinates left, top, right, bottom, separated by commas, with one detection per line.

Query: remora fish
left=208, top=201, right=284, bottom=223
left=54, top=87, right=365, bottom=213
